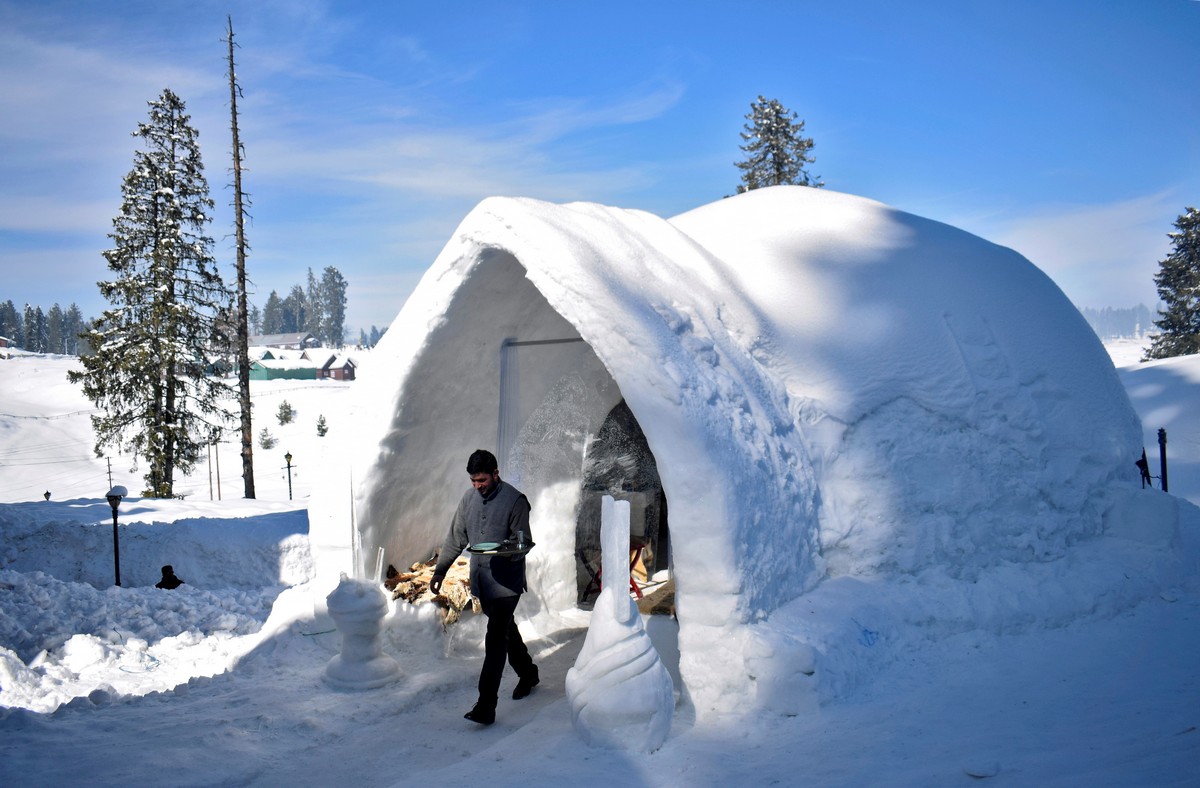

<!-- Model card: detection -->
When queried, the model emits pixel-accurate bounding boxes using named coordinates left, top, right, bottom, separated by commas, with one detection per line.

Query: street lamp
left=284, top=452, right=294, bottom=501
left=106, top=485, right=128, bottom=586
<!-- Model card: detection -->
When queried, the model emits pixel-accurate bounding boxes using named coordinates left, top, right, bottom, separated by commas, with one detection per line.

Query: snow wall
left=310, top=186, right=1147, bottom=714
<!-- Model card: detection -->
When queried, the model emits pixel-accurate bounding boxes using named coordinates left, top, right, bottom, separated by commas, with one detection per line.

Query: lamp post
left=105, top=485, right=128, bottom=586
left=284, top=452, right=294, bottom=501
left=1158, top=428, right=1169, bottom=493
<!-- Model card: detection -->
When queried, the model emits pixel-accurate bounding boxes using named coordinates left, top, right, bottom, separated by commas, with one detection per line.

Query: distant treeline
left=0, top=300, right=90, bottom=354
left=242, top=267, right=383, bottom=349
left=1080, top=304, right=1154, bottom=340
left=0, top=294, right=1160, bottom=356
left=4, top=290, right=387, bottom=356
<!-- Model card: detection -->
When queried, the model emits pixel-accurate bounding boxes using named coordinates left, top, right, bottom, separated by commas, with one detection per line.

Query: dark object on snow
left=1158, top=428, right=1169, bottom=493
left=156, top=565, right=184, bottom=590
left=1136, top=449, right=1153, bottom=488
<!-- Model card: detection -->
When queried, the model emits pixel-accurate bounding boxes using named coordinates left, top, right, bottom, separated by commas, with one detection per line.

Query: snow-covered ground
left=1, top=336, right=1198, bottom=787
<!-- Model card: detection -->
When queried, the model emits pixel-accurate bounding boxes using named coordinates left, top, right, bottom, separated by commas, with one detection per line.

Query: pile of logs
left=385, top=556, right=478, bottom=629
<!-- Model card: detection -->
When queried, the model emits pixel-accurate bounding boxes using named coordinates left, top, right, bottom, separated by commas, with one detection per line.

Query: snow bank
left=0, top=500, right=310, bottom=590
left=1118, top=351, right=1200, bottom=505
left=0, top=498, right=312, bottom=712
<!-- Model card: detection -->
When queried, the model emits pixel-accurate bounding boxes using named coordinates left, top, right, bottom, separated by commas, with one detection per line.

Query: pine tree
left=22, top=304, right=36, bottom=350
left=319, top=266, right=347, bottom=348
left=1145, top=207, right=1200, bottom=360
left=21, top=305, right=48, bottom=352
left=735, top=96, right=822, bottom=194
left=35, top=307, right=48, bottom=352
left=69, top=88, right=235, bottom=497
left=282, top=284, right=307, bottom=334
left=64, top=304, right=84, bottom=355
left=47, top=303, right=64, bottom=354
left=248, top=303, right=262, bottom=335
left=0, top=300, right=21, bottom=344
left=305, top=267, right=323, bottom=339
left=262, top=290, right=284, bottom=334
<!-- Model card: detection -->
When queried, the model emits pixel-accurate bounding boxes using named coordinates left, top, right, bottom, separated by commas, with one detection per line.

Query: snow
left=315, top=186, right=1151, bottom=713
left=1, top=195, right=1198, bottom=786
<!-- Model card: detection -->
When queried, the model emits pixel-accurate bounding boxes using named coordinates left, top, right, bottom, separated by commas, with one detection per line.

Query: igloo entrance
left=575, top=400, right=671, bottom=609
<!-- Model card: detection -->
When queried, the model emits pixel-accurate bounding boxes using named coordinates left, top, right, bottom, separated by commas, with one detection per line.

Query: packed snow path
left=2, top=590, right=1196, bottom=786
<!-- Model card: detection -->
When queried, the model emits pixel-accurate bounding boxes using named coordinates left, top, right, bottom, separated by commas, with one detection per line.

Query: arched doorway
left=575, top=400, right=670, bottom=608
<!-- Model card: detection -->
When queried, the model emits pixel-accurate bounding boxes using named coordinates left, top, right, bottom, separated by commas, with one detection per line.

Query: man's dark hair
left=466, top=449, right=498, bottom=475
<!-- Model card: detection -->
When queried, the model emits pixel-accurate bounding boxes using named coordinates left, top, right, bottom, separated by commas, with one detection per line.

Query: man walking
left=430, top=449, right=539, bottom=725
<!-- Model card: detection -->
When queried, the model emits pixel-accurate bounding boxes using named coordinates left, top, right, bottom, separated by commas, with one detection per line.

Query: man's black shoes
left=464, top=702, right=495, bottom=725
left=512, top=671, right=540, bottom=700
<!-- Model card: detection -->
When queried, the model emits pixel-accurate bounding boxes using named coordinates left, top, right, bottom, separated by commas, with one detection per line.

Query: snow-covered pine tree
left=1145, top=207, right=1200, bottom=360
left=69, top=88, right=235, bottom=497
left=735, top=96, right=822, bottom=194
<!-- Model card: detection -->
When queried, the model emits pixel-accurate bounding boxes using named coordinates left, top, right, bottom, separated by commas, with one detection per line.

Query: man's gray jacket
left=434, top=480, right=530, bottom=600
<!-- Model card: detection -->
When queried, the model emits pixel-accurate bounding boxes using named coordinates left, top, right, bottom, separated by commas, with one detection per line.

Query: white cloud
left=960, top=192, right=1179, bottom=309
left=0, top=28, right=218, bottom=158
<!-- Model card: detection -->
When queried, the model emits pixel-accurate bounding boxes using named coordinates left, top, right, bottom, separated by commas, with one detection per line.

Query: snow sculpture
left=312, top=185, right=1148, bottom=715
left=323, top=574, right=400, bottom=690
left=566, top=496, right=674, bottom=751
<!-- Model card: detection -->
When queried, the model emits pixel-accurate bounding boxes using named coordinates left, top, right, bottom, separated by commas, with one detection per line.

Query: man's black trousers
left=478, top=595, right=534, bottom=705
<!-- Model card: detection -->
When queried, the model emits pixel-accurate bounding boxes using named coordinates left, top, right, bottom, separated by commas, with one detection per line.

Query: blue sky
left=1, top=0, right=1197, bottom=335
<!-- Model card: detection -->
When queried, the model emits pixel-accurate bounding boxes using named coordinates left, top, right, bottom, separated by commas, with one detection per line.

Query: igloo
left=309, top=185, right=1146, bottom=715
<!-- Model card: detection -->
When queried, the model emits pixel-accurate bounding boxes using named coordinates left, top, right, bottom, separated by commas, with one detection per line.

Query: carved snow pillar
left=566, top=495, right=674, bottom=751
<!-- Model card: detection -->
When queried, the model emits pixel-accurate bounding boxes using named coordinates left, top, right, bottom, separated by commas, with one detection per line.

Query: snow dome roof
left=310, top=185, right=1143, bottom=710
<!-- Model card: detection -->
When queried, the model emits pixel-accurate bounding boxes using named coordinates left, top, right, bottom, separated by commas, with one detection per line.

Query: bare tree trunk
left=227, top=16, right=256, bottom=499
